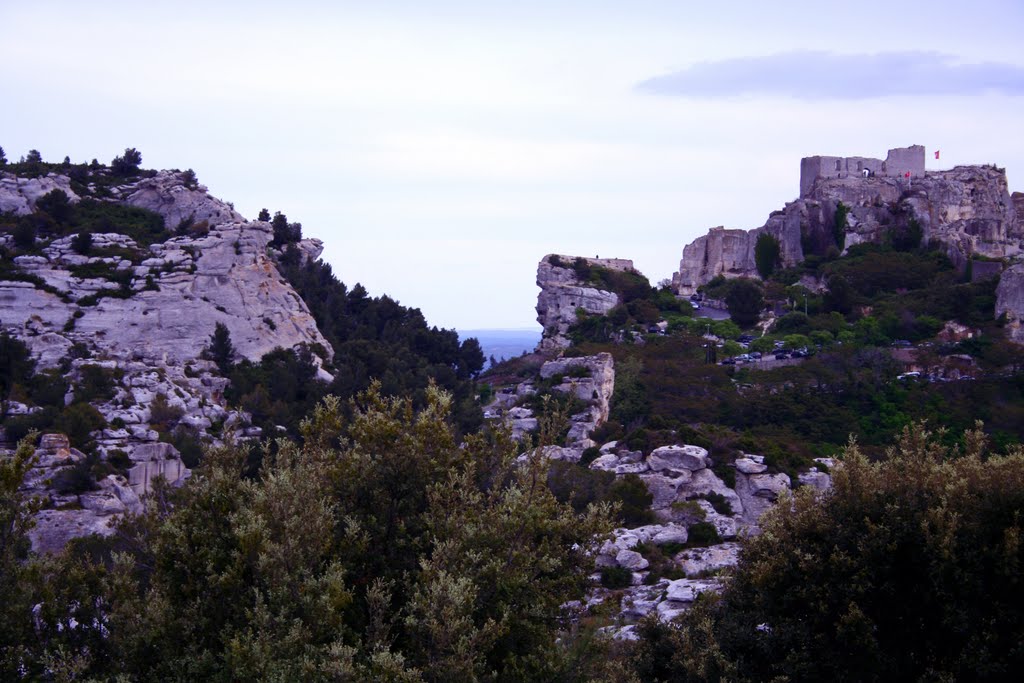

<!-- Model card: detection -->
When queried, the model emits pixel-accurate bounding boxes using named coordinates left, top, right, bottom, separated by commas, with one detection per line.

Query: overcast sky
left=3, top=0, right=1023, bottom=330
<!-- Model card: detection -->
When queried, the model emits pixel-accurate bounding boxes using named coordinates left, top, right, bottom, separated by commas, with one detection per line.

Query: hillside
left=0, top=149, right=483, bottom=552
left=1, top=145, right=1023, bottom=681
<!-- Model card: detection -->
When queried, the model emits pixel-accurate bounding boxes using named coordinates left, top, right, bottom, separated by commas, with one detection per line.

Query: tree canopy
left=632, top=423, right=1024, bottom=682
left=0, top=387, right=622, bottom=681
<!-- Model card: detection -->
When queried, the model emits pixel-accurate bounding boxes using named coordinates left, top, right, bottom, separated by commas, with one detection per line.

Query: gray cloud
left=637, top=51, right=1024, bottom=99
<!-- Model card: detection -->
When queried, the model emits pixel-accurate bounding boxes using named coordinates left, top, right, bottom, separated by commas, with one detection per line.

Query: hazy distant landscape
left=460, top=328, right=541, bottom=367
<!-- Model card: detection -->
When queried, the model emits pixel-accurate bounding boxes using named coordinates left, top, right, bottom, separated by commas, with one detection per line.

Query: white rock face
left=0, top=172, right=80, bottom=215
left=127, top=442, right=190, bottom=495
left=677, top=542, right=741, bottom=577
left=535, top=255, right=628, bottom=350
left=1, top=168, right=338, bottom=553
left=647, top=445, right=710, bottom=476
left=122, top=171, right=244, bottom=228
left=20, top=434, right=148, bottom=554
left=539, top=353, right=615, bottom=445
left=734, top=471, right=791, bottom=526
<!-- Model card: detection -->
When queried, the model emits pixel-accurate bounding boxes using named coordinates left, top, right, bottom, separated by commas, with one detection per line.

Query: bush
left=53, top=403, right=107, bottom=450
left=725, top=279, right=765, bottom=328
left=754, top=232, right=781, bottom=278
left=579, top=446, right=601, bottom=466
left=11, top=218, right=36, bottom=249
left=685, top=521, right=721, bottom=547
left=609, top=474, right=656, bottom=527
left=664, top=424, right=1024, bottom=682
left=52, top=459, right=98, bottom=494
left=110, top=147, right=142, bottom=176
left=600, top=565, right=634, bottom=589
left=71, top=231, right=93, bottom=255
left=149, top=393, right=184, bottom=431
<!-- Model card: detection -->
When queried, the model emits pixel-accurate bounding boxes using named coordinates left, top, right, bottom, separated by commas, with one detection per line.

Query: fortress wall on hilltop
left=800, top=145, right=925, bottom=197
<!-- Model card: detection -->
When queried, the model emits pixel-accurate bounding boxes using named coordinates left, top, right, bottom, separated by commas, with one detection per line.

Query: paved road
left=693, top=306, right=730, bottom=321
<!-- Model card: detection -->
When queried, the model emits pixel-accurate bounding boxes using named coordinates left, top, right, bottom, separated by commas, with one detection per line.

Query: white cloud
left=638, top=51, right=1024, bottom=99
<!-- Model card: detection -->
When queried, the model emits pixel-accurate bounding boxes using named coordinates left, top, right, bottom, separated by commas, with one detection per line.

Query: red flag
left=905, top=172, right=911, bottom=178
left=935, top=150, right=940, bottom=159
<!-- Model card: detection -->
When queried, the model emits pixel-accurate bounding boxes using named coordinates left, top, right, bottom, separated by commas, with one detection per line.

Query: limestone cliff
left=0, top=167, right=335, bottom=551
left=536, top=255, right=631, bottom=350
left=672, top=150, right=1023, bottom=296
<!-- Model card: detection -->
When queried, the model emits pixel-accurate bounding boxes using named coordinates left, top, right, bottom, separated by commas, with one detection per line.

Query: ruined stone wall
left=800, top=145, right=925, bottom=197
left=885, top=145, right=926, bottom=178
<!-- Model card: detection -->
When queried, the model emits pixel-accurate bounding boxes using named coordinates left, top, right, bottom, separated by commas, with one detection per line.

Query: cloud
left=637, top=51, right=1024, bottom=99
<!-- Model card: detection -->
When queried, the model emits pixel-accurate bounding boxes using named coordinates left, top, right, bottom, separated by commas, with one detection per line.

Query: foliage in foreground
left=0, top=385, right=624, bottom=682
left=632, top=423, right=1024, bottom=682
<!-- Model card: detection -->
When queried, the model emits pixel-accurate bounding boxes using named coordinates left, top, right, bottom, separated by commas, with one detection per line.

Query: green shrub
left=600, top=565, right=634, bottom=589
left=685, top=522, right=721, bottom=547
left=579, top=446, right=601, bottom=466
left=52, top=459, right=98, bottom=494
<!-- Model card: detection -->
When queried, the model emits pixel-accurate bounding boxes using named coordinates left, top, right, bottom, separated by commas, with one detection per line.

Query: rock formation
left=21, top=434, right=143, bottom=554
left=672, top=147, right=1024, bottom=298
left=0, top=167, right=337, bottom=551
left=539, top=353, right=615, bottom=445
left=997, top=262, right=1024, bottom=344
left=535, top=255, right=633, bottom=350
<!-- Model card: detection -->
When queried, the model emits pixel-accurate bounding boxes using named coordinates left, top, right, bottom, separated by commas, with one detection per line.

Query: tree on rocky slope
left=34, top=385, right=619, bottom=680
left=725, top=278, right=764, bottom=328
left=633, top=423, right=1024, bottom=681
left=110, top=147, right=142, bottom=176
left=754, top=232, right=781, bottom=278
left=206, top=322, right=235, bottom=374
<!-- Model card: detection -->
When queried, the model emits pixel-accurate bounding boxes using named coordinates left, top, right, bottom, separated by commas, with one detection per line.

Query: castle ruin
left=799, top=145, right=926, bottom=197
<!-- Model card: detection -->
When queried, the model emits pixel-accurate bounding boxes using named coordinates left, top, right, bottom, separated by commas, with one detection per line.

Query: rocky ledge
left=535, top=255, right=630, bottom=350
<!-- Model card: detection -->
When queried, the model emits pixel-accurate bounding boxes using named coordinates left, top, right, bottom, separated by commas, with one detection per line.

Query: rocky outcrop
left=535, top=255, right=625, bottom=350
left=996, top=262, right=1024, bottom=344
left=0, top=172, right=79, bottom=215
left=672, top=152, right=1022, bottom=298
left=20, top=434, right=150, bottom=554
left=672, top=221, right=805, bottom=296
left=121, top=171, right=244, bottom=228
left=0, top=222, right=332, bottom=366
left=1, top=168, right=338, bottom=552
left=539, top=353, right=615, bottom=444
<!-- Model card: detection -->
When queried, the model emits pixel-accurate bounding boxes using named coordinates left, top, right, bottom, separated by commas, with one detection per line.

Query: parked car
left=721, top=358, right=736, bottom=365
left=750, top=352, right=762, bottom=359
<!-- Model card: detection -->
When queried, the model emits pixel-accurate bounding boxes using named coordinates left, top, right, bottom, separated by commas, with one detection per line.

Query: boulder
left=647, top=445, right=709, bottom=476
left=734, top=471, right=791, bottom=527
left=677, top=542, right=742, bottom=576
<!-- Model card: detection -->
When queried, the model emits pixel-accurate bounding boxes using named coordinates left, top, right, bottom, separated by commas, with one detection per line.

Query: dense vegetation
left=0, top=387, right=627, bottom=681
left=4, top=147, right=1024, bottom=679
left=631, top=425, right=1024, bottom=682
left=546, top=233, right=1024, bottom=476
left=272, top=254, right=485, bottom=435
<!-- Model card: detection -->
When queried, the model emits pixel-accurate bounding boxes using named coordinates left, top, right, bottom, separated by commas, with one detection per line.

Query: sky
left=2, top=0, right=1023, bottom=330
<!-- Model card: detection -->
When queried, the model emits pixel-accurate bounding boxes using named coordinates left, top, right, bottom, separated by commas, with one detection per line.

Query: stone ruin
left=799, top=144, right=926, bottom=197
